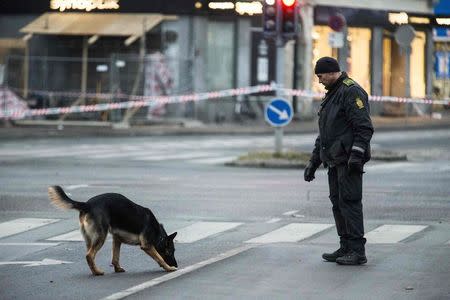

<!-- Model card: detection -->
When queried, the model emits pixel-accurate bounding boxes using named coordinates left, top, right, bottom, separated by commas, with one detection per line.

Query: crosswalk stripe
left=365, top=224, right=428, bottom=244
left=0, top=218, right=60, bottom=239
left=0, top=242, right=60, bottom=246
left=174, top=222, right=243, bottom=243
left=47, top=230, right=83, bottom=241
left=245, top=223, right=333, bottom=244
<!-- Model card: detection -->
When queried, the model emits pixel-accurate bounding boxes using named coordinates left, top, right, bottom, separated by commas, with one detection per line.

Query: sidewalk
left=1, top=114, right=449, bottom=139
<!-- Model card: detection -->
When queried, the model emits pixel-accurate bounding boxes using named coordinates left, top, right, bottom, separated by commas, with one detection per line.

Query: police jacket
left=310, top=72, right=374, bottom=168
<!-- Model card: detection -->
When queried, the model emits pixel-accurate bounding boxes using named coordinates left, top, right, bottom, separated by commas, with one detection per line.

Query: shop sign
left=436, top=18, right=450, bottom=26
left=50, top=0, right=120, bottom=12
left=328, top=32, right=344, bottom=48
left=389, top=12, right=431, bottom=26
left=435, top=51, right=450, bottom=79
left=389, top=12, right=409, bottom=25
left=434, top=27, right=450, bottom=42
left=206, top=1, right=263, bottom=15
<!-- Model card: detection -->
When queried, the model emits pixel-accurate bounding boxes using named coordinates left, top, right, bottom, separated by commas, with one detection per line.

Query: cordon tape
left=1, top=83, right=449, bottom=120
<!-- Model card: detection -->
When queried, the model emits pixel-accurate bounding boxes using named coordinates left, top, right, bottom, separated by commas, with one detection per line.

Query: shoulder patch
left=343, top=78, right=355, bottom=86
left=355, top=97, right=364, bottom=109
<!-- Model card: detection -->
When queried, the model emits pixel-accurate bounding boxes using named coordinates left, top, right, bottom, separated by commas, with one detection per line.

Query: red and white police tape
left=0, top=84, right=449, bottom=120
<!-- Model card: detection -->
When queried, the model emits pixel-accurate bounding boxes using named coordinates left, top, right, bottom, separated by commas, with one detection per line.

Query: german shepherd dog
left=48, top=186, right=177, bottom=276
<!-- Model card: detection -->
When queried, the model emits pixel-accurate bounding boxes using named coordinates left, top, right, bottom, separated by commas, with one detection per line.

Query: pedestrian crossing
left=0, top=218, right=447, bottom=247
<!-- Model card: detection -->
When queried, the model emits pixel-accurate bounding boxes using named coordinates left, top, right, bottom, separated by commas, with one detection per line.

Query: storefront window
left=433, top=42, right=450, bottom=99
left=207, top=21, right=234, bottom=91
left=312, top=26, right=371, bottom=93
left=410, top=31, right=426, bottom=98
left=383, top=30, right=426, bottom=98
left=382, top=37, right=392, bottom=96
left=312, top=25, right=336, bottom=93
left=347, top=27, right=371, bottom=93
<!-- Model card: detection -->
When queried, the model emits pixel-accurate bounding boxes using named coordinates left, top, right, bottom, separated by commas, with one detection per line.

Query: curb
left=224, top=149, right=408, bottom=169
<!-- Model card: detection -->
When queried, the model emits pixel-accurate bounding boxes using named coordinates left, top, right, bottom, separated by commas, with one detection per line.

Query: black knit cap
left=314, top=56, right=340, bottom=74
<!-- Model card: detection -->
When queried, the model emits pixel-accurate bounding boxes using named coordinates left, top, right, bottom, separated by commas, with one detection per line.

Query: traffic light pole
left=274, top=41, right=284, bottom=155
left=263, top=0, right=299, bottom=154
left=274, top=1, right=285, bottom=155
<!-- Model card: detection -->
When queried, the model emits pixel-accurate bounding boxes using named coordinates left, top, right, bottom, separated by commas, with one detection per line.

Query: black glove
left=304, top=161, right=319, bottom=182
left=348, top=150, right=364, bottom=174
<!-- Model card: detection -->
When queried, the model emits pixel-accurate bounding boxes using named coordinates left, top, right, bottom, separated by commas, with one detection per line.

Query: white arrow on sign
left=268, top=104, right=289, bottom=120
left=0, top=258, right=73, bottom=267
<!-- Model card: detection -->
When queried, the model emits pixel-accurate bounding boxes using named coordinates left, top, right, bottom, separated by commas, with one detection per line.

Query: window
left=206, top=21, right=234, bottom=91
left=312, top=26, right=371, bottom=93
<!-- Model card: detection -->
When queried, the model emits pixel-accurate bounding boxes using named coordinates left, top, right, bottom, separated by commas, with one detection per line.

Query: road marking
left=0, top=258, right=72, bottom=267
left=100, top=244, right=255, bottom=300
left=365, top=162, right=417, bottom=171
left=0, top=242, right=60, bottom=246
left=365, top=224, right=428, bottom=244
left=87, top=150, right=163, bottom=159
left=47, top=230, right=83, bottom=241
left=33, top=148, right=116, bottom=158
left=266, top=218, right=281, bottom=224
left=174, top=222, right=242, bottom=243
left=66, top=184, right=89, bottom=190
left=188, top=156, right=236, bottom=164
left=0, top=218, right=60, bottom=239
left=282, top=210, right=299, bottom=216
left=134, top=152, right=217, bottom=161
left=48, top=222, right=244, bottom=243
left=245, top=223, right=333, bottom=244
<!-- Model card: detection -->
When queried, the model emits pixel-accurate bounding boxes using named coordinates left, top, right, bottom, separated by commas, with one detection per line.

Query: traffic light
left=281, top=0, right=299, bottom=38
left=262, top=0, right=278, bottom=37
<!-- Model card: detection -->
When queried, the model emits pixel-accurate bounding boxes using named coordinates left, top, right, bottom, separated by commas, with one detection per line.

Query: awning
left=0, top=38, right=27, bottom=49
left=20, top=13, right=177, bottom=37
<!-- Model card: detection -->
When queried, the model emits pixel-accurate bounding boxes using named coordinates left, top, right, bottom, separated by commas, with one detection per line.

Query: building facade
left=0, top=0, right=448, bottom=122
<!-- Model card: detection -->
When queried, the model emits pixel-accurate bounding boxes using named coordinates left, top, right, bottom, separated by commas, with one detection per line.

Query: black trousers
left=328, top=164, right=366, bottom=253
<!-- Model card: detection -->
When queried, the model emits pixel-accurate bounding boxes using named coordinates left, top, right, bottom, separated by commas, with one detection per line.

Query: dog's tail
left=48, top=186, right=88, bottom=212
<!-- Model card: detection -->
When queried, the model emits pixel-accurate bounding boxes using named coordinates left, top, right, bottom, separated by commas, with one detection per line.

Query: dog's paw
left=93, top=271, right=105, bottom=276
left=164, top=266, right=177, bottom=272
left=114, top=267, right=126, bottom=273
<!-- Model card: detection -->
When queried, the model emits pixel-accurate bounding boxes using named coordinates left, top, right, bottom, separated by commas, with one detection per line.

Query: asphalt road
left=0, top=129, right=449, bottom=300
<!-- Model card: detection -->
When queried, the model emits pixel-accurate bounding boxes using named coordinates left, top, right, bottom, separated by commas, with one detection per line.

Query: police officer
left=304, top=57, right=374, bottom=265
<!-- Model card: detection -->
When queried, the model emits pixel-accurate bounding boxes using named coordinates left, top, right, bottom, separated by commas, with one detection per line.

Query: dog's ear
left=168, top=232, right=177, bottom=240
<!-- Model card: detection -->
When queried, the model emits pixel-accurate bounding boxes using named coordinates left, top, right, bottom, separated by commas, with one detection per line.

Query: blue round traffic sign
left=265, top=98, right=293, bottom=127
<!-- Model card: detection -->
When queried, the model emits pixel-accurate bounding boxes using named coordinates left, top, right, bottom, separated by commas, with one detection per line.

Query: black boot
left=322, top=244, right=348, bottom=262
left=335, top=250, right=367, bottom=265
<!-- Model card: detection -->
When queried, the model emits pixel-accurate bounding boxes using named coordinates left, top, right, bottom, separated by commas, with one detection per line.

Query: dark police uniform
left=310, top=72, right=374, bottom=254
